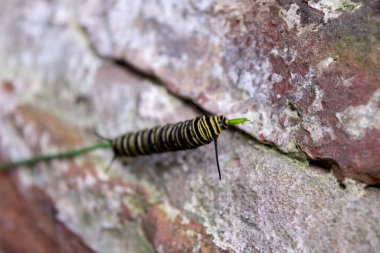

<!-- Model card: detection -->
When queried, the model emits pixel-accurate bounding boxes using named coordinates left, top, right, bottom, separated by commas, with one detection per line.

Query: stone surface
left=79, top=0, right=380, bottom=183
left=0, top=0, right=380, bottom=252
left=0, top=170, right=94, bottom=253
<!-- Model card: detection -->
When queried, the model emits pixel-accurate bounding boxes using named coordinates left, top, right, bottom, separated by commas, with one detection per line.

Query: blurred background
left=0, top=0, right=379, bottom=252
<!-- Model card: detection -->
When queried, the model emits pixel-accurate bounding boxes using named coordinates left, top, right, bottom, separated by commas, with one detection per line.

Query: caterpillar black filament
left=111, top=115, right=228, bottom=179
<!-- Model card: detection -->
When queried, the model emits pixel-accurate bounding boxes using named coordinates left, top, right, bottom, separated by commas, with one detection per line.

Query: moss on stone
left=339, top=0, right=358, bottom=11
left=123, top=195, right=147, bottom=216
left=129, top=222, right=155, bottom=253
left=333, top=31, right=373, bottom=67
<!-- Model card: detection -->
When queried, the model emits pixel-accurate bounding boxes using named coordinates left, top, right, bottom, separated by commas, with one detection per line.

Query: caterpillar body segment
left=111, top=115, right=227, bottom=157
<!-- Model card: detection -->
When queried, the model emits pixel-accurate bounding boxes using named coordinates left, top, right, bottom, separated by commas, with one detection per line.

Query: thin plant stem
left=0, top=142, right=112, bottom=170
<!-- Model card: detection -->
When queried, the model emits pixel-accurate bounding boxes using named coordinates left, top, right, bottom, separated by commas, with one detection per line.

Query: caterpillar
left=111, top=115, right=230, bottom=179
left=112, top=115, right=227, bottom=156
left=0, top=115, right=248, bottom=180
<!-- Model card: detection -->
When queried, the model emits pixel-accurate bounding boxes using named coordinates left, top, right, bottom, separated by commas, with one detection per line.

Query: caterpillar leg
left=214, top=137, right=221, bottom=181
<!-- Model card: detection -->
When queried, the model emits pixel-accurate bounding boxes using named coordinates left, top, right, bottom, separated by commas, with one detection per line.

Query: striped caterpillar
left=0, top=114, right=248, bottom=180
left=111, top=115, right=229, bottom=179
left=112, top=115, right=227, bottom=155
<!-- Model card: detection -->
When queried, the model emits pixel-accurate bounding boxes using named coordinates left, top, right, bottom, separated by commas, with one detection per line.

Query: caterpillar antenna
left=92, top=128, right=111, bottom=141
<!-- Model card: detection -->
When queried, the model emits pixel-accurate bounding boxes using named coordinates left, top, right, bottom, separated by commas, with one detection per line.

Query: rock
left=79, top=0, right=380, bottom=183
left=0, top=0, right=380, bottom=252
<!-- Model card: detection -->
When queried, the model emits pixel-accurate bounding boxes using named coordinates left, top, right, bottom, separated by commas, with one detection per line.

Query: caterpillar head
left=218, top=115, right=228, bottom=130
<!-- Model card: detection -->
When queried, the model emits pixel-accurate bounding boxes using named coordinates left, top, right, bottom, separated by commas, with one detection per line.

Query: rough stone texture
left=78, top=0, right=380, bottom=183
left=0, top=170, right=94, bottom=253
left=0, top=0, right=380, bottom=252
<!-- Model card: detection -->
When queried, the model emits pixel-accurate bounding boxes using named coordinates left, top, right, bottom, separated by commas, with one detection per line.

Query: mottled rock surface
left=79, top=0, right=380, bottom=183
left=0, top=0, right=379, bottom=252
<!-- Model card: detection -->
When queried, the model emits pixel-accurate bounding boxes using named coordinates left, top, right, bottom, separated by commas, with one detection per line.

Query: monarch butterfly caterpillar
left=112, top=115, right=226, bottom=156
left=0, top=115, right=249, bottom=180
left=111, top=115, right=234, bottom=179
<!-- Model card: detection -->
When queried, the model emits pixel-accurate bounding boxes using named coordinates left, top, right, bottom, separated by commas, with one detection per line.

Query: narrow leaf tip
left=226, top=118, right=250, bottom=126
